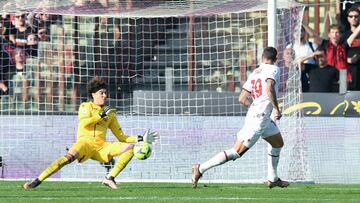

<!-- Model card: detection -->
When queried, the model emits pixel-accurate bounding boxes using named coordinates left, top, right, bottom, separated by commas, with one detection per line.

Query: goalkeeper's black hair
left=87, top=76, right=107, bottom=99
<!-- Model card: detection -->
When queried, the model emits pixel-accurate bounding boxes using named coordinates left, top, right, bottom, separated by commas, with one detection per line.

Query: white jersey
left=236, top=63, right=281, bottom=149
left=242, top=63, right=280, bottom=118
left=293, top=41, right=318, bottom=64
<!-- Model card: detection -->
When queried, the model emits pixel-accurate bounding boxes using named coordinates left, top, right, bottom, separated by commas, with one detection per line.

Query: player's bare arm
left=348, top=54, right=360, bottom=64
left=238, top=90, right=252, bottom=108
left=297, top=50, right=321, bottom=70
left=266, top=79, right=281, bottom=120
left=346, top=24, right=360, bottom=47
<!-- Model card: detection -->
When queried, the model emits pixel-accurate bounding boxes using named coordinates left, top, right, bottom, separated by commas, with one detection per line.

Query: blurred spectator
left=0, top=21, right=15, bottom=97
left=225, top=71, right=235, bottom=92
left=9, top=12, right=35, bottom=47
left=37, top=27, right=50, bottom=42
left=342, top=6, right=360, bottom=90
left=0, top=14, right=15, bottom=42
left=295, top=25, right=318, bottom=64
left=26, top=33, right=38, bottom=57
left=73, top=0, right=88, bottom=6
left=279, top=47, right=294, bottom=94
left=298, top=47, right=339, bottom=92
left=283, top=47, right=294, bottom=69
left=11, top=48, right=31, bottom=102
left=65, top=43, right=74, bottom=74
left=211, top=70, right=223, bottom=92
left=114, top=0, right=133, bottom=10
left=0, top=42, right=13, bottom=97
left=28, top=12, right=61, bottom=32
left=295, top=25, right=319, bottom=92
left=312, top=24, right=351, bottom=83
left=34, top=13, right=51, bottom=29
left=0, top=21, right=6, bottom=40
left=0, top=80, right=9, bottom=96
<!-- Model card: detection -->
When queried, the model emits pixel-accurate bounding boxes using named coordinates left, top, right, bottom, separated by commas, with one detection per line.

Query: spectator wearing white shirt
left=294, top=25, right=318, bottom=92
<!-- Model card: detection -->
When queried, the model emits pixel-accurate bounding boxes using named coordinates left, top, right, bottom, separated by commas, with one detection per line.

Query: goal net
left=0, top=0, right=309, bottom=183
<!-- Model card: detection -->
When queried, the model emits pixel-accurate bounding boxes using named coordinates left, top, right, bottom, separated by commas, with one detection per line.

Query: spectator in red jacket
left=313, top=25, right=351, bottom=83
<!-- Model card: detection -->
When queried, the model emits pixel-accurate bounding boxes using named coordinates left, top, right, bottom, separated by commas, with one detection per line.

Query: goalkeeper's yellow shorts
left=70, top=140, right=128, bottom=163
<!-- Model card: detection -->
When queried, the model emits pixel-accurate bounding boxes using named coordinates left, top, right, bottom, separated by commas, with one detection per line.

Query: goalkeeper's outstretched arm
left=108, top=115, right=159, bottom=144
left=140, top=129, right=159, bottom=144
left=109, top=115, right=138, bottom=143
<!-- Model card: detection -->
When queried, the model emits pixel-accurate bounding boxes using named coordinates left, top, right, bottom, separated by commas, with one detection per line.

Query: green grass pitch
left=0, top=181, right=359, bottom=203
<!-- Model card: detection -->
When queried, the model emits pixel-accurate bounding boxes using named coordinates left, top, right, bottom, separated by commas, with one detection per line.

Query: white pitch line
left=0, top=196, right=357, bottom=202
left=0, top=186, right=360, bottom=192
left=1, top=185, right=359, bottom=191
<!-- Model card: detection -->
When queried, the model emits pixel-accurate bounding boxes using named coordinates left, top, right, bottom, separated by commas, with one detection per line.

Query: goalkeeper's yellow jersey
left=76, top=101, right=137, bottom=145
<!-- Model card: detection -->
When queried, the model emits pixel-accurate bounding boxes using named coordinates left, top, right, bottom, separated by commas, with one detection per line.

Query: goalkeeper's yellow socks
left=108, top=149, right=134, bottom=178
left=38, top=156, right=70, bottom=181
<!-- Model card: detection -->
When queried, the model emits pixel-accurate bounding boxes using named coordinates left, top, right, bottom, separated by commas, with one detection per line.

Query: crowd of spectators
left=294, top=4, right=360, bottom=92
left=0, top=3, right=359, bottom=110
left=0, top=11, right=56, bottom=103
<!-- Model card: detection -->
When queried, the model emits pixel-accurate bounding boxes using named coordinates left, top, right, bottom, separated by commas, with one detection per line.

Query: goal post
left=0, top=0, right=310, bottom=183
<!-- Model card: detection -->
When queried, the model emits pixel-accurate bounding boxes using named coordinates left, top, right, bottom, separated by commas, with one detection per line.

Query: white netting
left=0, top=0, right=308, bottom=183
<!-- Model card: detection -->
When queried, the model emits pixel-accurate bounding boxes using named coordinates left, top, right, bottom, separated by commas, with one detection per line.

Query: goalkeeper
left=23, top=77, right=159, bottom=190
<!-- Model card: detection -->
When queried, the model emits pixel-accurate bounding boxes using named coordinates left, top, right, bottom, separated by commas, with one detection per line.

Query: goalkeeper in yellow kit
left=23, top=77, right=159, bottom=190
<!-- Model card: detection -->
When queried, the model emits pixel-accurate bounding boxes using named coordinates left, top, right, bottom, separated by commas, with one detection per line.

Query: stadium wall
left=1, top=115, right=359, bottom=184
left=133, top=91, right=360, bottom=117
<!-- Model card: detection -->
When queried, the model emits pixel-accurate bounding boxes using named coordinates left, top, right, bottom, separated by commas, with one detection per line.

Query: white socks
left=267, top=146, right=282, bottom=182
left=198, top=145, right=282, bottom=181
left=199, top=148, right=240, bottom=174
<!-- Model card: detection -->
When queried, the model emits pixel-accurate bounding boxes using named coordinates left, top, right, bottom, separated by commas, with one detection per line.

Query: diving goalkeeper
left=23, top=76, right=159, bottom=190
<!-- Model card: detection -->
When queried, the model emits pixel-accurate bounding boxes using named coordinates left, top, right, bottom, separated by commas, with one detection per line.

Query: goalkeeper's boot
left=23, top=178, right=42, bottom=190
left=191, top=164, right=202, bottom=188
left=265, top=178, right=289, bottom=189
left=102, top=176, right=118, bottom=189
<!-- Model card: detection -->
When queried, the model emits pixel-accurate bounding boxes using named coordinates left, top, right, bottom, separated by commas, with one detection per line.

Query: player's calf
left=23, top=178, right=42, bottom=190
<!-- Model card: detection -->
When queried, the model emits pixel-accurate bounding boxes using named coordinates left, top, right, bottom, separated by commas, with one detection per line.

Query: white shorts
left=236, top=117, right=280, bottom=148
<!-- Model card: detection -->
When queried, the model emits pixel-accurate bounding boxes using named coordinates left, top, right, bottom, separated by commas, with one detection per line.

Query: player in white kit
left=192, top=47, right=289, bottom=189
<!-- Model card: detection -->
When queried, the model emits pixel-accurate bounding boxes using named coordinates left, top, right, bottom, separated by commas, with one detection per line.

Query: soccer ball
left=134, top=142, right=152, bottom=160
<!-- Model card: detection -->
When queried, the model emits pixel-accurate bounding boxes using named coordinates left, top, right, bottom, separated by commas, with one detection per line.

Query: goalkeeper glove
left=138, top=129, right=159, bottom=144
left=99, top=106, right=117, bottom=118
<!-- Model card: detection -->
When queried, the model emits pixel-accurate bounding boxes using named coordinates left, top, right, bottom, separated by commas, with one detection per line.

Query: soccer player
left=23, top=76, right=159, bottom=190
left=192, top=47, right=289, bottom=189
